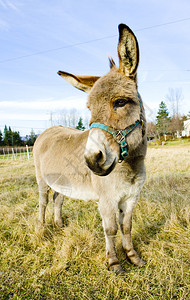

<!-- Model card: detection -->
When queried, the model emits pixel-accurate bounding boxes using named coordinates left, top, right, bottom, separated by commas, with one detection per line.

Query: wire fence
left=0, top=146, right=33, bottom=160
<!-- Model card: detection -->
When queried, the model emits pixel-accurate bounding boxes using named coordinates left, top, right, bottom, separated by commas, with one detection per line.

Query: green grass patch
left=148, top=138, right=190, bottom=148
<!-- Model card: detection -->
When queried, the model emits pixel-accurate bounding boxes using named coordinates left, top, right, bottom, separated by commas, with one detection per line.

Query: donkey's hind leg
left=38, top=180, right=49, bottom=226
left=53, top=192, right=64, bottom=228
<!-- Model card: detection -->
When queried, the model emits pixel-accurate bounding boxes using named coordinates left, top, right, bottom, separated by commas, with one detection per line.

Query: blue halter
left=90, top=94, right=144, bottom=161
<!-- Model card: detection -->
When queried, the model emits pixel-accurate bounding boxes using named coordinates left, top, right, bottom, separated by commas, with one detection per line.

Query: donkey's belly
left=45, top=173, right=99, bottom=201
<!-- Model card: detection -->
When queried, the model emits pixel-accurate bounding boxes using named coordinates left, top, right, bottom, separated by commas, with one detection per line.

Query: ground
left=0, top=142, right=189, bottom=299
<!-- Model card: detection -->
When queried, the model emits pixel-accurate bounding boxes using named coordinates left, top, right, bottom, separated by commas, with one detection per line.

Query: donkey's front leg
left=53, top=192, right=64, bottom=228
left=119, top=199, right=145, bottom=267
left=99, top=201, right=125, bottom=274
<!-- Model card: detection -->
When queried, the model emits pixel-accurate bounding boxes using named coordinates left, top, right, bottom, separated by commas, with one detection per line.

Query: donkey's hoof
left=127, top=250, right=146, bottom=267
left=130, top=257, right=146, bottom=267
left=137, top=258, right=146, bottom=267
left=110, top=264, right=126, bottom=275
left=55, top=219, right=64, bottom=228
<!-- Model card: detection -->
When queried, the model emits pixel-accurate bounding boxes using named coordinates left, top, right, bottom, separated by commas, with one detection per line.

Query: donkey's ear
left=58, top=71, right=100, bottom=93
left=118, top=24, right=139, bottom=79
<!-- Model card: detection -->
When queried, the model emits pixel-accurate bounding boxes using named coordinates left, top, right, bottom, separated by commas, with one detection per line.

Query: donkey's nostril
left=96, top=151, right=103, bottom=163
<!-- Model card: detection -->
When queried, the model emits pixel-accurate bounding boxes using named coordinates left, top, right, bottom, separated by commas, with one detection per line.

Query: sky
left=0, top=0, right=190, bottom=136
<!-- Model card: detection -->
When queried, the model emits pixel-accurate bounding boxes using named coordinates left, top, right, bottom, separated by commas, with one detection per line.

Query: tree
left=169, top=115, right=184, bottom=137
left=4, top=125, right=12, bottom=145
left=13, top=131, right=22, bottom=146
left=76, top=117, right=85, bottom=130
left=156, top=101, right=170, bottom=137
left=181, top=114, right=188, bottom=122
left=166, top=88, right=183, bottom=117
left=0, top=130, right=3, bottom=146
left=3, top=125, right=22, bottom=146
left=25, top=129, right=37, bottom=146
left=147, top=122, right=156, bottom=140
left=166, top=88, right=184, bottom=136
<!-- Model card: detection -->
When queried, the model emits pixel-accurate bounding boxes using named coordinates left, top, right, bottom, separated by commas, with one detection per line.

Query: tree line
left=147, top=88, right=190, bottom=140
left=0, top=126, right=38, bottom=147
left=0, top=118, right=86, bottom=147
left=1, top=88, right=189, bottom=146
left=147, top=101, right=190, bottom=139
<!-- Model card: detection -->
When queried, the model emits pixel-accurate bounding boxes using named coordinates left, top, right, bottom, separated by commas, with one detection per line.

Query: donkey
left=33, top=24, right=147, bottom=274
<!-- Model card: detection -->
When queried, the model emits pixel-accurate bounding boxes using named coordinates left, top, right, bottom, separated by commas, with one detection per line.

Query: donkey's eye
left=113, top=99, right=128, bottom=109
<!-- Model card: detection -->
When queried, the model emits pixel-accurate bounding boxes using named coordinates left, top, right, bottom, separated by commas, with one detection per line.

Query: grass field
left=0, top=143, right=189, bottom=299
left=148, top=138, right=190, bottom=148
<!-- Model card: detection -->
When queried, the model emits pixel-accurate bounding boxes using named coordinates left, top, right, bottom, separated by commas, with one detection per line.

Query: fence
left=0, top=146, right=33, bottom=160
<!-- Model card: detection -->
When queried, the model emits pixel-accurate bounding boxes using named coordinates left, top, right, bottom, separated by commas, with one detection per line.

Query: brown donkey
left=33, top=24, right=147, bottom=274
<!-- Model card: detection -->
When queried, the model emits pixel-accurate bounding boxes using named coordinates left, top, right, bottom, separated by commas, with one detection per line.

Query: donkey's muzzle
left=84, top=151, right=116, bottom=176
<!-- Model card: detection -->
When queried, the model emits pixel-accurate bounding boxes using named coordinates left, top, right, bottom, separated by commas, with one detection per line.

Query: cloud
left=0, top=0, right=19, bottom=11
left=6, top=0, right=19, bottom=11
left=0, top=0, right=20, bottom=32
left=0, top=112, right=47, bottom=121
left=0, top=96, right=87, bottom=110
left=0, top=96, right=89, bottom=122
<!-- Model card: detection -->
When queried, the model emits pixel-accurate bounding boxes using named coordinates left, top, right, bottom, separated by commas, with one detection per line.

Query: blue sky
left=0, top=0, right=190, bottom=136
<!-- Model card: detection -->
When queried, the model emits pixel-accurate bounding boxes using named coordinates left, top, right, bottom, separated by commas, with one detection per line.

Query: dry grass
left=0, top=144, right=190, bottom=299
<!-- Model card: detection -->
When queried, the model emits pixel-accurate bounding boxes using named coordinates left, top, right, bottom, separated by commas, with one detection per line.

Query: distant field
left=148, top=138, right=190, bottom=148
left=0, top=144, right=189, bottom=299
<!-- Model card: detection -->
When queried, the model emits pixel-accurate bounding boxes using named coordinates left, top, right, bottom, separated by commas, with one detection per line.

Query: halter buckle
left=114, top=131, right=125, bottom=144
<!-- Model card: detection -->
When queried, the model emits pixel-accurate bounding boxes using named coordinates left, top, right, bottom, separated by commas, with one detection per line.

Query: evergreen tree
left=4, top=125, right=12, bottom=145
left=4, top=125, right=8, bottom=133
left=3, top=125, right=22, bottom=146
left=0, top=130, right=3, bottom=146
left=156, top=101, right=170, bottom=136
left=76, top=117, right=85, bottom=131
left=8, top=126, right=13, bottom=145
left=13, top=131, right=22, bottom=146
left=3, top=125, right=8, bottom=144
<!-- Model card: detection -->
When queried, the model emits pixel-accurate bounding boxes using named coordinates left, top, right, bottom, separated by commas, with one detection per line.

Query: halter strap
left=90, top=93, right=144, bottom=161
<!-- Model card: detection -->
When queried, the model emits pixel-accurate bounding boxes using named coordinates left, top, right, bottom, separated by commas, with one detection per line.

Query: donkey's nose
left=84, top=149, right=116, bottom=176
left=84, top=150, right=105, bottom=173
left=84, top=128, right=117, bottom=176
left=96, top=151, right=103, bottom=163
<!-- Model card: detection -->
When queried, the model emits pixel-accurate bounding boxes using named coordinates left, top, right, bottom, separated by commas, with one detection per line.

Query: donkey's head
left=58, top=24, right=146, bottom=176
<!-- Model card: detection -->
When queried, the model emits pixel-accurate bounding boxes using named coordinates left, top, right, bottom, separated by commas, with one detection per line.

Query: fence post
left=12, top=148, right=16, bottom=160
left=26, top=145, right=29, bottom=160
